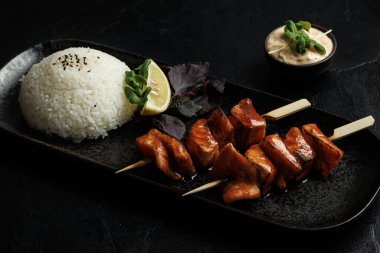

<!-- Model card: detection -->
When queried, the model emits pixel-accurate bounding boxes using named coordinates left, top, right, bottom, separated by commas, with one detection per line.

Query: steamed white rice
left=19, top=47, right=137, bottom=142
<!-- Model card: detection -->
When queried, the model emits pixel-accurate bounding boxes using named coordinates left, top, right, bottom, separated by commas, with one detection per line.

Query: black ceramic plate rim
left=0, top=39, right=379, bottom=231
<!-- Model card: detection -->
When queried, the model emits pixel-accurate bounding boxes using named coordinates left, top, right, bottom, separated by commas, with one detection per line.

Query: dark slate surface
left=0, top=0, right=379, bottom=252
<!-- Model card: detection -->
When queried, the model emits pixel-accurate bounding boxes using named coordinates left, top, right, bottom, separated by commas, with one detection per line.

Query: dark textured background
left=0, top=0, right=379, bottom=252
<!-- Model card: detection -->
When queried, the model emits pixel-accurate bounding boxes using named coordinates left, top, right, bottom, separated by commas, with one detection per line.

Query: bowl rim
left=264, top=24, right=337, bottom=68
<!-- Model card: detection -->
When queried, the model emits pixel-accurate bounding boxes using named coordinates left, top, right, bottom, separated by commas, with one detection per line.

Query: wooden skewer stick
left=261, top=99, right=311, bottom=120
left=182, top=180, right=225, bottom=197
left=329, top=116, right=375, bottom=141
left=115, top=158, right=153, bottom=174
left=115, top=99, right=311, bottom=174
left=182, top=115, right=375, bottom=197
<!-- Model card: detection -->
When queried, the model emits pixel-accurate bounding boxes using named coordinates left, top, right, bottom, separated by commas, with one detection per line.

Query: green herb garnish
left=124, top=59, right=152, bottom=109
left=284, top=20, right=326, bottom=55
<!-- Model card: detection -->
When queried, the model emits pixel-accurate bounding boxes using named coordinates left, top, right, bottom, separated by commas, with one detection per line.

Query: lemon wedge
left=140, top=60, right=171, bottom=115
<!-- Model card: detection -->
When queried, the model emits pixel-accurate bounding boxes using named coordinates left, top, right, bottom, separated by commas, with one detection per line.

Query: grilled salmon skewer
left=116, top=128, right=196, bottom=180
left=302, top=124, right=344, bottom=177
left=182, top=116, right=374, bottom=200
left=117, top=99, right=311, bottom=174
left=184, top=143, right=262, bottom=202
left=188, top=133, right=304, bottom=198
left=260, top=134, right=303, bottom=192
left=251, top=118, right=374, bottom=193
left=182, top=99, right=312, bottom=197
left=228, top=98, right=266, bottom=150
left=284, top=127, right=316, bottom=182
left=185, top=119, right=219, bottom=169
left=187, top=98, right=310, bottom=168
left=245, top=144, right=277, bottom=195
left=135, top=130, right=182, bottom=181
left=210, top=143, right=261, bottom=204
left=185, top=98, right=309, bottom=194
left=192, top=101, right=263, bottom=169
left=263, top=127, right=317, bottom=192
left=207, top=107, right=235, bottom=150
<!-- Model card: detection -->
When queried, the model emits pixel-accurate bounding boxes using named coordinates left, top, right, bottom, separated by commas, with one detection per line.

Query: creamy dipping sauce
left=266, top=26, right=333, bottom=65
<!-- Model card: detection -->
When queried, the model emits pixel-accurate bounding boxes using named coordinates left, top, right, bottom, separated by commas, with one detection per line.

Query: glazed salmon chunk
left=301, top=124, right=344, bottom=177
left=185, top=119, right=219, bottom=169
left=136, top=132, right=182, bottom=181
left=260, top=134, right=302, bottom=191
left=284, top=127, right=316, bottom=181
left=149, top=129, right=196, bottom=178
left=207, top=107, right=235, bottom=149
left=211, top=143, right=260, bottom=204
left=245, top=144, right=277, bottom=196
left=229, top=98, right=266, bottom=150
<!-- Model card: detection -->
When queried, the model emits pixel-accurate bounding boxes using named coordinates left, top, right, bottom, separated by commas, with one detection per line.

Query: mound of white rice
left=19, top=47, right=137, bottom=142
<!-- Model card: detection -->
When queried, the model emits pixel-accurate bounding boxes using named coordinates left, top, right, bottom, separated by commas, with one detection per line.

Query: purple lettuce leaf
left=169, top=95, right=202, bottom=117
left=168, top=62, right=209, bottom=95
left=192, top=78, right=225, bottom=114
left=153, top=114, right=186, bottom=140
left=166, top=62, right=225, bottom=117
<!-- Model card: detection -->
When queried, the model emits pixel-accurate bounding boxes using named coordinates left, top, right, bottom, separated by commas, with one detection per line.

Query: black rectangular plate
left=0, top=39, right=379, bottom=230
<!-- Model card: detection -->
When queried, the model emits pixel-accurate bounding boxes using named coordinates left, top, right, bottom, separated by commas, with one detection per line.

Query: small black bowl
left=264, top=24, right=337, bottom=77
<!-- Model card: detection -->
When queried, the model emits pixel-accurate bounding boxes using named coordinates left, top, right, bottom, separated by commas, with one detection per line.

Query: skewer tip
left=182, top=190, right=196, bottom=197
left=367, top=115, right=375, bottom=124
left=182, top=180, right=224, bottom=197
left=115, top=158, right=152, bottom=174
